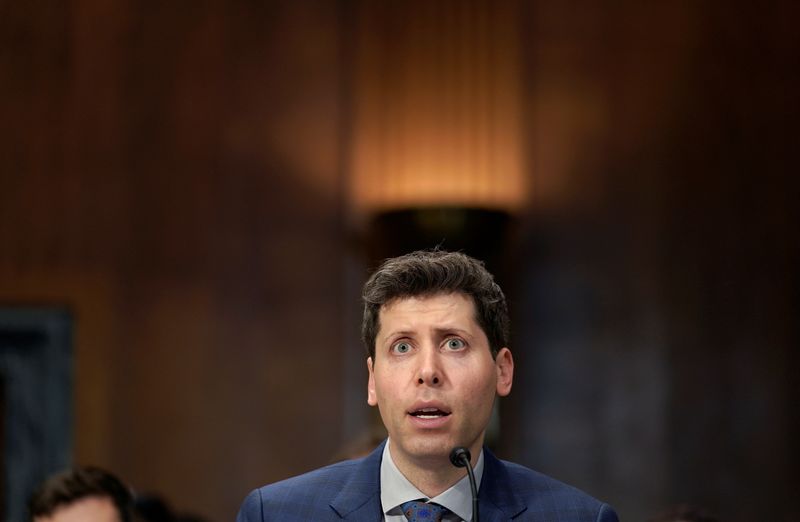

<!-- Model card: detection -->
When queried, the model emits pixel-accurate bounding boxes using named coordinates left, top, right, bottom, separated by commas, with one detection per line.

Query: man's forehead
left=377, top=293, right=482, bottom=334
left=380, top=291, right=476, bottom=314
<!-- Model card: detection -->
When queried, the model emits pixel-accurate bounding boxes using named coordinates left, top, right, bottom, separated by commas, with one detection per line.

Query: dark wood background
left=1, top=1, right=797, bottom=521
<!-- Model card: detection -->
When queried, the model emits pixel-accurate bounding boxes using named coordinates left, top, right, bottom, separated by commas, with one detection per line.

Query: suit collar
left=329, top=440, right=385, bottom=519
left=329, top=441, right=526, bottom=520
left=478, top=446, right=527, bottom=520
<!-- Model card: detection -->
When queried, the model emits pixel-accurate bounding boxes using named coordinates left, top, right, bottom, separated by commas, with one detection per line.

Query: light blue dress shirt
left=379, top=439, right=484, bottom=522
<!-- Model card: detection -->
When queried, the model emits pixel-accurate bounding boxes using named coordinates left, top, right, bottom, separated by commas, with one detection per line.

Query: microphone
left=449, top=447, right=479, bottom=522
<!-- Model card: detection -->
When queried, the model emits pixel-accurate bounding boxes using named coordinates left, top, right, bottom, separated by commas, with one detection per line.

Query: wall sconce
left=345, top=0, right=526, bottom=267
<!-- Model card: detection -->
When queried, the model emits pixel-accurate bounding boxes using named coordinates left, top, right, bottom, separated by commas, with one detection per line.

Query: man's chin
left=399, top=437, right=455, bottom=464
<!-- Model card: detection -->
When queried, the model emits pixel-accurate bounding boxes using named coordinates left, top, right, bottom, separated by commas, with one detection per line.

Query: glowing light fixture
left=347, top=0, right=526, bottom=221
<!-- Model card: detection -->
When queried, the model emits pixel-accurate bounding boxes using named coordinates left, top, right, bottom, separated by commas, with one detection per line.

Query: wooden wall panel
left=1, top=1, right=346, bottom=520
left=2, top=1, right=797, bottom=522
left=516, top=1, right=798, bottom=521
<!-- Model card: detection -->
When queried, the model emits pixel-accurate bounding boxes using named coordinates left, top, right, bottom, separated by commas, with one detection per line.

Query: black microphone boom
left=449, top=447, right=479, bottom=522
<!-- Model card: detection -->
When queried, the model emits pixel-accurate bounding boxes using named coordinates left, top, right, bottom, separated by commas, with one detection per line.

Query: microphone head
left=449, top=446, right=471, bottom=468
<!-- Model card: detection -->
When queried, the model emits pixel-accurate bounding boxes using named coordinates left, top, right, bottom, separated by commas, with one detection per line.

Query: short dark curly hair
left=28, top=466, right=133, bottom=522
left=361, top=250, right=509, bottom=359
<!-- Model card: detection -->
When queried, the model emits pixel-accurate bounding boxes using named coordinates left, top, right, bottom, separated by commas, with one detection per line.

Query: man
left=237, top=250, right=619, bottom=521
left=28, top=466, right=133, bottom=522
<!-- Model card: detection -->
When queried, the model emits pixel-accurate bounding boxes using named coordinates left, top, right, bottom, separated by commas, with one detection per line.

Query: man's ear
left=367, top=357, right=378, bottom=406
left=495, top=348, right=514, bottom=397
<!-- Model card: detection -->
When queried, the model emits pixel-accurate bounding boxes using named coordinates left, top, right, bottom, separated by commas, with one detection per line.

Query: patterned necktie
left=401, top=500, right=451, bottom=521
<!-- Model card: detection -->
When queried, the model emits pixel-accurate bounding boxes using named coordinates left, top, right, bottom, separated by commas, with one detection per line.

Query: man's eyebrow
left=379, top=330, right=415, bottom=341
left=431, top=326, right=473, bottom=337
left=379, top=326, right=475, bottom=343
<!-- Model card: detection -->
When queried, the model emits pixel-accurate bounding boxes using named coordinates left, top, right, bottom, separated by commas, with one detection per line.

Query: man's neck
left=387, top=443, right=471, bottom=498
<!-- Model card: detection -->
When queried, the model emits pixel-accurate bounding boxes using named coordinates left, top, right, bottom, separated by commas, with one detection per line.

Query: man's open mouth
left=409, top=407, right=451, bottom=419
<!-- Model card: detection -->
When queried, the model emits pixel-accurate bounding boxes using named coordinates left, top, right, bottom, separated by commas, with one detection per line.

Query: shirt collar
left=380, top=438, right=484, bottom=521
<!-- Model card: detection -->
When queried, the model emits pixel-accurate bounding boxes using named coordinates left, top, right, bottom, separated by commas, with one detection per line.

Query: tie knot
left=401, top=500, right=450, bottom=521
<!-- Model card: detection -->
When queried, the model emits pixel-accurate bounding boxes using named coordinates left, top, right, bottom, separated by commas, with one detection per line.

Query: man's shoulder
left=236, top=453, right=383, bottom=522
left=255, top=458, right=364, bottom=499
left=488, top=457, right=619, bottom=521
left=498, top=458, right=597, bottom=498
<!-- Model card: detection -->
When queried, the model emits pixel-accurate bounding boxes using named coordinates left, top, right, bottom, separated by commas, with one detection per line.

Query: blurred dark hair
left=28, top=466, right=133, bottom=522
left=132, top=493, right=212, bottom=522
left=133, top=494, right=175, bottom=522
left=361, top=249, right=509, bottom=359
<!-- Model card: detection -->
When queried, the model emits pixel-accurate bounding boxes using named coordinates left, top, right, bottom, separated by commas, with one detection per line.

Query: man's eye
left=445, top=338, right=465, bottom=350
left=393, top=342, right=411, bottom=354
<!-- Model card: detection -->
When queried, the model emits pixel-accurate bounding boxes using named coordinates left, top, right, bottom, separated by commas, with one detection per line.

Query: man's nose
left=416, top=344, right=442, bottom=386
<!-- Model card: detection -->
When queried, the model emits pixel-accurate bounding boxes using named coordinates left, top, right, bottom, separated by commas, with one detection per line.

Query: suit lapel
left=329, top=442, right=526, bottom=521
left=478, top=447, right=526, bottom=521
left=329, top=440, right=385, bottom=520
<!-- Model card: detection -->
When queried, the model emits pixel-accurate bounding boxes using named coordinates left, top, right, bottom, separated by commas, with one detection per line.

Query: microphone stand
left=449, top=447, right=479, bottom=522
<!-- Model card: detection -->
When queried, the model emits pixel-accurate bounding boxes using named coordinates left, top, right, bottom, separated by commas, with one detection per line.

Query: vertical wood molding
left=348, top=0, right=525, bottom=218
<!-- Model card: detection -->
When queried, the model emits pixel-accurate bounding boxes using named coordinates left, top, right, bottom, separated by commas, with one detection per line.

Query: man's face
left=34, top=496, right=121, bottom=522
left=367, top=292, right=513, bottom=470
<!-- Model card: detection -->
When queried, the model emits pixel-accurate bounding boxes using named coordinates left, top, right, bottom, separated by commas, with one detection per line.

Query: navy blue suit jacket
left=236, top=441, right=619, bottom=521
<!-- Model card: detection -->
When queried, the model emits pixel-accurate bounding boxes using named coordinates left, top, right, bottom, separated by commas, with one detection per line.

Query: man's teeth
left=412, top=408, right=448, bottom=418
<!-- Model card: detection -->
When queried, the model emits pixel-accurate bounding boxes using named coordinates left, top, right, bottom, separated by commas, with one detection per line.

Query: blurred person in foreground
left=28, top=466, right=133, bottom=522
left=237, top=250, right=619, bottom=521
left=133, top=493, right=212, bottom=522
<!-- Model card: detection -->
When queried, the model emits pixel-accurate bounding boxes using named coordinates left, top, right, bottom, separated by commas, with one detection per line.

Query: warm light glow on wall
left=347, top=0, right=525, bottom=219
